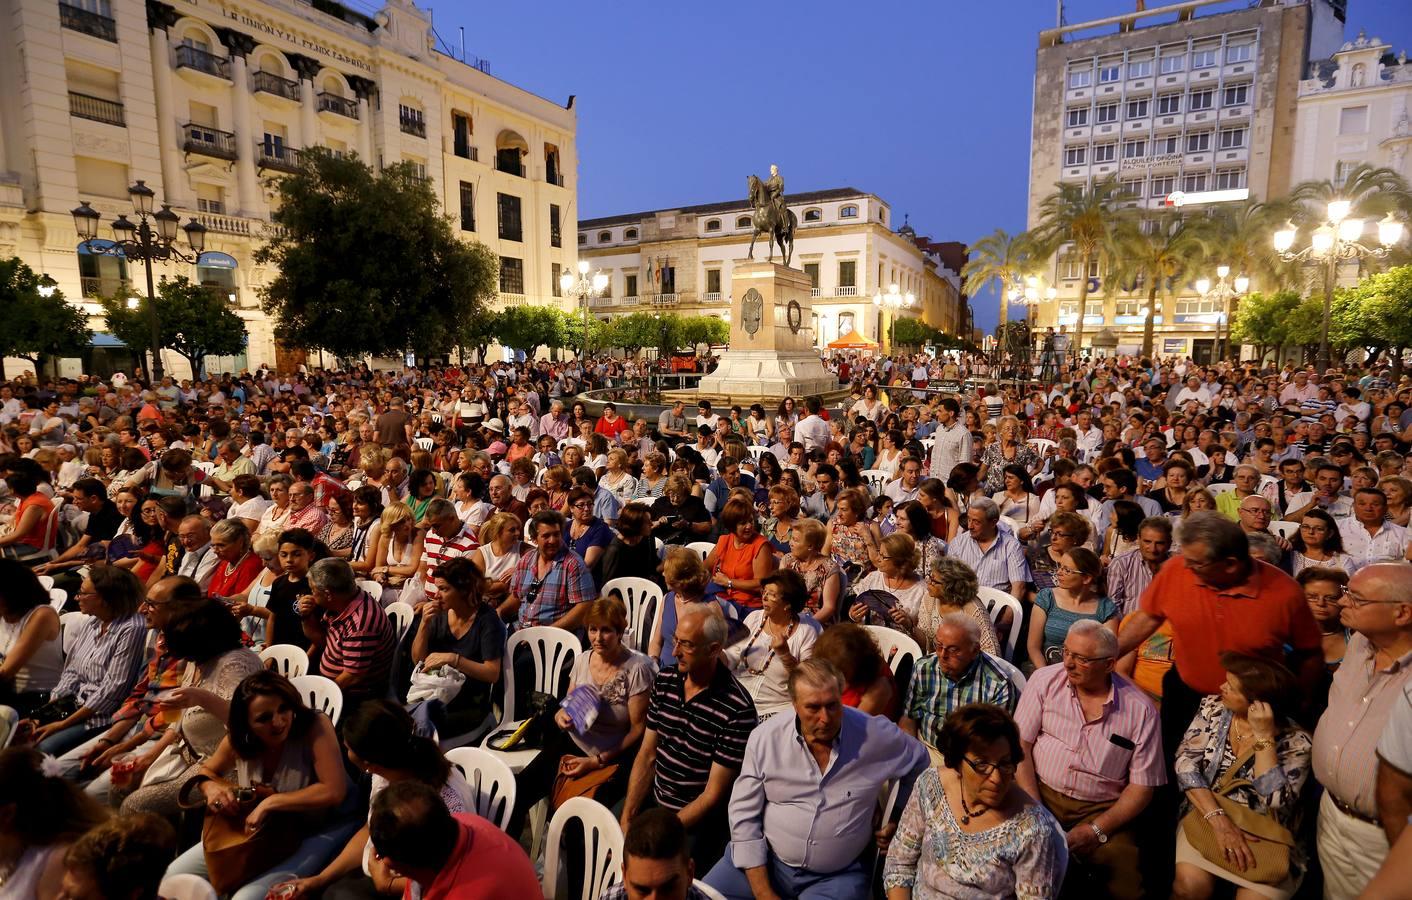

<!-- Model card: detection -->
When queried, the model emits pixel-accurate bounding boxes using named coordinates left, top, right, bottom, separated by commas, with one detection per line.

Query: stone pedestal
left=693, top=261, right=836, bottom=402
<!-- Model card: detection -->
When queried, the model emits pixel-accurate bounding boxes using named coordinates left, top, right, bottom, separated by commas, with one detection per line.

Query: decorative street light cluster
left=873, top=283, right=915, bottom=349
left=1273, top=200, right=1405, bottom=373
left=71, top=180, right=208, bottom=380
left=560, top=260, right=608, bottom=360
left=1007, top=275, right=1055, bottom=378
left=1196, top=265, right=1250, bottom=363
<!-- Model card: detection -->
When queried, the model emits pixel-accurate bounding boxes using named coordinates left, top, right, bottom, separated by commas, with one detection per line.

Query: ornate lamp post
left=560, top=260, right=608, bottom=361
left=1195, top=266, right=1249, bottom=363
left=873, top=283, right=915, bottom=353
left=1273, top=203, right=1404, bottom=373
left=71, top=180, right=207, bottom=380
left=1014, top=275, right=1055, bottom=381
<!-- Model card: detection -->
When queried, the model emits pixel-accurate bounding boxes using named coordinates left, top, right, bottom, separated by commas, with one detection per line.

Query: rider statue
left=763, top=164, right=786, bottom=226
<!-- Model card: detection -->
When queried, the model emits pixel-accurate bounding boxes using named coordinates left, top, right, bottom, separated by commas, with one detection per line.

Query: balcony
left=257, top=142, right=301, bottom=172
left=399, top=115, right=426, bottom=138
left=182, top=123, right=237, bottom=160
left=252, top=70, right=301, bottom=102
left=497, top=159, right=525, bottom=177
left=175, top=45, right=231, bottom=81
left=452, top=144, right=478, bottom=162
left=837, top=286, right=858, bottom=297
left=194, top=212, right=282, bottom=238
left=69, top=92, right=125, bottom=127
left=810, top=288, right=822, bottom=298
left=649, top=293, right=679, bottom=308
left=81, top=276, right=129, bottom=298
left=546, top=172, right=565, bottom=186
left=702, top=291, right=722, bottom=302
left=317, top=92, right=358, bottom=120
left=498, top=293, right=528, bottom=307
left=588, top=295, right=619, bottom=308
left=58, top=3, right=116, bottom=41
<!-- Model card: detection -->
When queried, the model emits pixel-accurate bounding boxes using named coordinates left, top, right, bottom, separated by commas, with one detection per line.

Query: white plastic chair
left=12, top=505, right=59, bottom=563
left=414, top=437, right=435, bottom=451
left=60, top=611, right=92, bottom=658
left=259, top=644, right=309, bottom=679
left=49, top=589, right=67, bottom=612
left=384, top=601, right=415, bottom=640
left=694, top=882, right=729, bottom=900
left=601, top=577, right=664, bottom=655
left=157, top=873, right=218, bottom=900
left=859, top=468, right=890, bottom=497
left=542, top=797, right=623, bottom=900
left=479, top=626, right=579, bottom=774
left=36, top=574, right=55, bottom=591
left=0, top=705, right=18, bottom=750
left=1027, top=438, right=1058, bottom=457
left=1207, top=482, right=1238, bottom=496
left=686, top=541, right=716, bottom=561
left=988, top=653, right=1029, bottom=693
left=977, top=586, right=1024, bottom=661
left=290, top=674, right=344, bottom=725
left=747, top=445, right=770, bottom=462
left=1268, top=520, right=1300, bottom=540
left=358, top=579, right=382, bottom=600
left=865, top=625, right=922, bottom=682
left=444, top=746, right=516, bottom=833
left=999, top=515, right=1026, bottom=536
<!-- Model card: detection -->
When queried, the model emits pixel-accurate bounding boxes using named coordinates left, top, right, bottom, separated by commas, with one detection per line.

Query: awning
left=77, top=239, right=125, bottom=258
left=828, top=330, right=879, bottom=349
left=197, top=251, right=238, bottom=269
left=90, top=333, right=127, bottom=348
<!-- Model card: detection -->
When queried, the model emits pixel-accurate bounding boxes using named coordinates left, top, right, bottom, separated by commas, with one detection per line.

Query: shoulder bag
left=1179, top=746, right=1295, bottom=885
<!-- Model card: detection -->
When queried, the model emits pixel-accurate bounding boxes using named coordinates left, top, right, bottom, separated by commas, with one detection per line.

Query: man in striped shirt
left=1015, top=620, right=1164, bottom=900
left=901, top=615, right=1017, bottom=748
left=418, top=500, right=479, bottom=607
left=305, top=558, right=397, bottom=709
left=621, top=605, right=756, bottom=873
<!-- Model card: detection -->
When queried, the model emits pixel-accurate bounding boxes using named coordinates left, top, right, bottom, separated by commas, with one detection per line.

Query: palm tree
left=1107, top=210, right=1211, bottom=359
left=960, top=229, right=1034, bottom=328
left=1031, top=175, right=1125, bottom=357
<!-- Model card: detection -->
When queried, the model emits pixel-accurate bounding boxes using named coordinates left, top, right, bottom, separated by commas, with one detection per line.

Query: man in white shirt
left=1071, top=409, right=1104, bottom=462
left=696, top=401, right=722, bottom=431
left=1339, top=488, right=1408, bottom=569
left=794, top=397, right=831, bottom=453
left=927, top=397, right=971, bottom=483
left=883, top=456, right=924, bottom=504
left=1172, top=376, right=1211, bottom=408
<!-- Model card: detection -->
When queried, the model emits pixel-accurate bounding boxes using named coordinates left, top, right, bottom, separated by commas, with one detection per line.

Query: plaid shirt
left=903, top=653, right=1018, bottom=746
left=512, top=547, right=596, bottom=629
left=114, top=633, right=185, bottom=737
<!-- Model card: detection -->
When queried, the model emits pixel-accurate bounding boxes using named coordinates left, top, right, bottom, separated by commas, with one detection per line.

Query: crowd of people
left=0, top=350, right=1411, bottom=899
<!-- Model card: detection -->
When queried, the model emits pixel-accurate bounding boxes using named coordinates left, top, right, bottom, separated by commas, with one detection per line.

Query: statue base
left=689, top=260, right=837, bottom=404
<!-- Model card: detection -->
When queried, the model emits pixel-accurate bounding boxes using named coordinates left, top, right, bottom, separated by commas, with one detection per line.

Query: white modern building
left=577, top=188, right=967, bottom=353
left=1292, top=31, right=1412, bottom=186
left=0, top=0, right=577, bottom=376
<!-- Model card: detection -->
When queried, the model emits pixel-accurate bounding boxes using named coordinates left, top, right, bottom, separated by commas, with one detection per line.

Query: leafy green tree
left=606, top=313, right=666, bottom=354
left=960, top=229, right=1034, bottom=328
left=496, top=305, right=566, bottom=358
left=680, top=316, right=729, bottom=349
left=892, top=317, right=943, bottom=348
left=1338, top=265, right=1412, bottom=374
left=454, top=309, right=503, bottom=364
left=1229, top=290, right=1302, bottom=363
left=101, top=277, right=247, bottom=379
left=0, top=257, right=92, bottom=379
left=1106, top=211, right=1209, bottom=358
left=256, top=148, right=499, bottom=358
left=1031, top=175, right=1125, bottom=355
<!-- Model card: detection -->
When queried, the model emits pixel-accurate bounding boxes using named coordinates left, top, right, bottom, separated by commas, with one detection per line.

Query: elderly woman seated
left=726, top=570, right=821, bottom=718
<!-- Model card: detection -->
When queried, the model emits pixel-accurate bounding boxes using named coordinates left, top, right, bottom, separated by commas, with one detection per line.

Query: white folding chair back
left=259, top=644, right=309, bottom=679
left=977, top=587, right=1024, bottom=661
left=747, top=445, right=769, bottom=461
left=655, top=537, right=665, bottom=560
left=414, top=437, right=435, bottom=451
left=1207, top=482, right=1238, bottom=496
left=290, top=674, right=343, bottom=725
left=157, top=874, right=218, bottom=900
left=1260, top=473, right=1279, bottom=491
left=865, top=625, right=922, bottom=680
left=1027, top=438, right=1058, bottom=457
left=36, top=574, right=55, bottom=591
left=49, top=589, right=67, bottom=612
left=0, top=705, right=18, bottom=749
left=686, top=541, right=715, bottom=561
left=384, top=601, right=415, bottom=640
left=693, top=882, right=729, bottom=900
left=999, top=515, right=1025, bottom=536
left=358, top=579, right=383, bottom=601
left=870, top=779, right=902, bottom=881
left=859, top=469, right=890, bottom=497
left=602, top=577, right=664, bottom=654
left=1268, top=520, right=1299, bottom=539
left=481, top=626, right=579, bottom=773
left=60, top=611, right=92, bottom=658
left=542, top=797, right=623, bottom=900
left=444, top=747, right=516, bottom=833
left=988, top=653, right=1029, bottom=693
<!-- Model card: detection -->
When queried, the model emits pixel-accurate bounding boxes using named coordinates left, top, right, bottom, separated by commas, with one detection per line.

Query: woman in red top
left=205, top=519, right=264, bottom=601
left=0, top=471, right=54, bottom=560
left=812, top=621, right=896, bottom=718
left=705, top=497, right=777, bottom=612
left=593, top=402, right=629, bottom=442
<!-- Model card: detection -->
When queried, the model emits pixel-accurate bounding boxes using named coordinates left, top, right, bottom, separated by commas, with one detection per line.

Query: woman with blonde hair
left=632, top=451, right=668, bottom=500
left=541, top=465, right=572, bottom=513
left=822, top=488, right=882, bottom=578
left=762, top=483, right=800, bottom=554
left=600, top=448, right=638, bottom=506
left=371, top=501, right=424, bottom=599
left=473, top=512, right=526, bottom=607
left=358, top=445, right=388, bottom=487
left=1380, top=475, right=1412, bottom=527
left=779, top=517, right=842, bottom=624
left=651, top=548, right=729, bottom=667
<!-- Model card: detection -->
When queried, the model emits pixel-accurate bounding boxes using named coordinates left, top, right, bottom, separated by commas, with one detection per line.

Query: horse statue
left=746, top=174, right=796, bottom=267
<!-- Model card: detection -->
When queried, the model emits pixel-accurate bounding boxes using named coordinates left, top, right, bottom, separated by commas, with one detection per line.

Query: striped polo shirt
left=319, top=590, right=397, bottom=697
left=421, top=523, right=479, bottom=601
left=645, top=663, right=757, bottom=811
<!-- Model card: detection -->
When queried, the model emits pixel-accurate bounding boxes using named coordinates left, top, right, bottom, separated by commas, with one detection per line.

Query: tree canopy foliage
left=0, top=256, right=91, bottom=377
left=1231, top=266, right=1412, bottom=367
left=100, top=276, right=247, bottom=378
left=256, top=149, right=499, bottom=358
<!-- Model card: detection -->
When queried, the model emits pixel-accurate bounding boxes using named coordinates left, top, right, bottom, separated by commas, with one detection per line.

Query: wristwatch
left=1089, top=822, right=1109, bottom=845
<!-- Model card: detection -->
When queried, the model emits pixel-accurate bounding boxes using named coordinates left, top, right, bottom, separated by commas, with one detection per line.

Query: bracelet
left=1203, top=809, right=1227, bottom=820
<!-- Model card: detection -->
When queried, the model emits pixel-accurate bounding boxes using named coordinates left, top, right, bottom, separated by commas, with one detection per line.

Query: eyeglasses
left=1061, top=648, right=1114, bottom=666
left=1339, top=587, right=1409, bottom=609
left=964, top=756, right=1018, bottom=778
left=1239, top=507, right=1272, bottom=517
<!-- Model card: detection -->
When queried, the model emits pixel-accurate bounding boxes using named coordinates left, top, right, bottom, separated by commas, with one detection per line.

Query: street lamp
left=1274, top=203, right=1404, bottom=373
left=72, top=180, right=207, bottom=380
left=1017, top=276, right=1055, bottom=380
left=37, top=274, right=58, bottom=298
left=872, top=283, right=915, bottom=352
left=1196, top=265, right=1250, bottom=363
left=560, top=260, right=609, bottom=361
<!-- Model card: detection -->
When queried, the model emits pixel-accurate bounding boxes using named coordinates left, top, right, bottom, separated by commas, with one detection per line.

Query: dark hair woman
left=811, top=622, right=895, bottom=717
left=0, top=747, right=109, bottom=898
left=61, top=813, right=176, bottom=900
left=0, top=559, right=63, bottom=715
left=411, top=556, right=506, bottom=739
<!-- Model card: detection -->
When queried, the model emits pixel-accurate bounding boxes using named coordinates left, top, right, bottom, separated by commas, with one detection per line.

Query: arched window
left=735, top=215, right=752, bottom=229
left=705, top=219, right=721, bottom=232
left=598, top=231, right=612, bottom=243
left=578, top=233, right=587, bottom=245
left=802, top=208, right=822, bottom=222
left=624, top=228, right=638, bottom=240
left=839, top=205, right=858, bottom=218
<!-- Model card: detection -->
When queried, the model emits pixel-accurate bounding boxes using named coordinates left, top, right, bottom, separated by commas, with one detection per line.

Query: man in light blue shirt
left=1095, top=468, right=1163, bottom=538
left=703, top=658, right=930, bottom=899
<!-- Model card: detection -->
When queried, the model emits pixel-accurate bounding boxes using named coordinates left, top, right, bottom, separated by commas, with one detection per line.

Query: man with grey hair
left=417, top=498, right=478, bottom=607
left=622, top=604, right=756, bottom=873
left=703, top=658, right=928, bottom=897
left=1015, top=619, right=1164, bottom=900
left=304, top=557, right=396, bottom=708
left=206, top=439, right=254, bottom=496
left=947, top=497, right=1030, bottom=600
left=901, top=613, right=1018, bottom=749
left=174, top=515, right=218, bottom=590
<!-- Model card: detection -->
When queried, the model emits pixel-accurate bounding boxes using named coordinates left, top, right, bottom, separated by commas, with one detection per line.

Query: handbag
left=551, top=758, right=619, bottom=810
left=28, top=695, right=78, bottom=726
left=486, top=691, right=560, bottom=751
left=1179, top=746, right=1295, bottom=885
left=182, top=762, right=301, bottom=893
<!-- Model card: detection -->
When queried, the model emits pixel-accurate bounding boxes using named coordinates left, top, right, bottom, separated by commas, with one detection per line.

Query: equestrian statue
left=747, top=163, right=796, bottom=267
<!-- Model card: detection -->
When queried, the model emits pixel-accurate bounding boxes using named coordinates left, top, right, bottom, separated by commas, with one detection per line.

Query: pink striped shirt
left=1014, top=663, right=1166, bottom=803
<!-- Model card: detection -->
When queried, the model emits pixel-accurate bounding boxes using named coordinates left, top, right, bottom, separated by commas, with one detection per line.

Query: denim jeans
left=37, top=721, right=98, bottom=757
left=703, top=853, right=868, bottom=900
left=165, top=818, right=362, bottom=900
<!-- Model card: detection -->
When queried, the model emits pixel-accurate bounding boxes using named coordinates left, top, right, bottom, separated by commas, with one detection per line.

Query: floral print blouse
left=884, top=767, right=1068, bottom=899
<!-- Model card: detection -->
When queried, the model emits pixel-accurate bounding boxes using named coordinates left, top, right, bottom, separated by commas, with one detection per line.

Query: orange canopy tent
left=827, top=330, right=878, bottom=349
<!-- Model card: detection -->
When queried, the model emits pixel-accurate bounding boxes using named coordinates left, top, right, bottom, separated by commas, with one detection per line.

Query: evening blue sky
left=430, top=0, right=1412, bottom=332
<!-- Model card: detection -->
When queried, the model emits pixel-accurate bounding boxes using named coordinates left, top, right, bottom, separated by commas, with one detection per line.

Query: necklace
left=736, top=617, right=796, bottom=675
left=958, top=784, right=988, bottom=825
